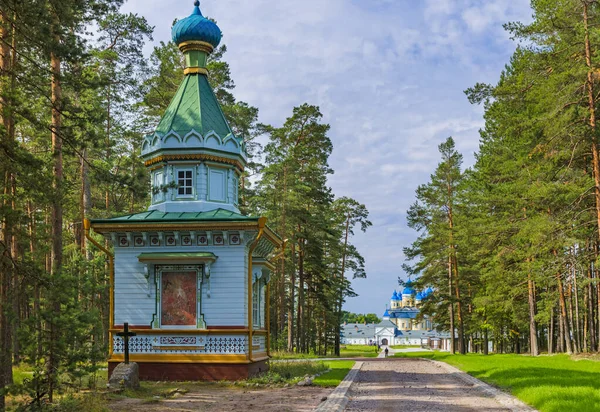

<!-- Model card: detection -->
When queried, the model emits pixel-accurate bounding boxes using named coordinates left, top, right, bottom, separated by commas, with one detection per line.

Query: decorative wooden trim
left=184, top=67, right=209, bottom=75
left=178, top=40, right=214, bottom=54
left=207, top=325, right=246, bottom=330
left=109, top=354, right=249, bottom=364
left=144, top=154, right=244, bottom=172
left=108, top=328, right=266, bottom=335
left=263, top=228, right=283, bottom=248
left=92, top=221, right=259, bottom=234
left=154, top=346, right=205, bottom=351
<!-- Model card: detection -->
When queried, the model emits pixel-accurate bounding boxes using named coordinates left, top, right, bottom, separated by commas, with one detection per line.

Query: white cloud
left=120, top=0, right=532, bottom=314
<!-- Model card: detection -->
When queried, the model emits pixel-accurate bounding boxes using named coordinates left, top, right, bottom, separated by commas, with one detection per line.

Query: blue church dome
left=383, top=309, right=390, bottom=318
left=172, top=1, right=222, bottom=48
left=402, top=286, right=415, bottom=295
left=391, top=291, right=399, bottom=301
left=424, top=287, right=434, bottom=297
left=415, top=292, right=423, bottom=301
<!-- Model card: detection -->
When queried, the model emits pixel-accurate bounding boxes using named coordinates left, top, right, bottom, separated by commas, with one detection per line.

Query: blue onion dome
left=383, top=309, right=390, bottom=318
left=425, top=287, right=434, bottom=297
left=172, top=1, right=222, bottom=49
left=415, top=292, right=423, bottom=301
left=402, top=285, right=415, bottom=295
left=391, top=291, right=399, bottom=301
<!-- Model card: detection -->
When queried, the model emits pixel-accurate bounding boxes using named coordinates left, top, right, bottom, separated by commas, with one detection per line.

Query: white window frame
left=253, top=280, right=263, bottom=329
left=176, top=168, right=195, bottom=199
left=208, top=167, right=227, bottom=203
left=153, top=171, right=164, bottom=203
left=232, top=174, right=239, bottom=206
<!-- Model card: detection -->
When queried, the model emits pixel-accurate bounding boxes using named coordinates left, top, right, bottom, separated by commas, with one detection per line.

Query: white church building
left=341, top=282, right=451, bottom=350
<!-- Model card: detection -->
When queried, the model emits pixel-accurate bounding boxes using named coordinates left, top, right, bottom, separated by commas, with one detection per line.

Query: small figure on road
left=384, top=347, right=389, bottom=357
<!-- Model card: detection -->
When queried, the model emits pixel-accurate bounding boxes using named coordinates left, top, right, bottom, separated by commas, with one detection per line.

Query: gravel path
left=345, top=358, right=512, bottom=411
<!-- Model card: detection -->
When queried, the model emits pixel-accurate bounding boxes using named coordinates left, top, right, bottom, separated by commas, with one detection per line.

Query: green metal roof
left=90, top=208, right=258, bottom=224
left=155, top=74, right=233, bottom=138
left=138, top=252, right=217, bottom=261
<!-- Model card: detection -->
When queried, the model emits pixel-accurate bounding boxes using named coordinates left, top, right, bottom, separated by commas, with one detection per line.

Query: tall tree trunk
left=8, top=13, right=18, bottom=367
left=572, top=260, right=582, bottom=352
left=335, top=212, right=351, bottom=356
left=48, top=22, right=64, bottom=402
left=527, top=268, right=539, bottom=355
left=558, top=299, right=565, bottom=353
left=483, top=328, right=489, bottom=355
left=452, top=252, right=465, bottom=354
left=567, top=277, right=578, bottom=354
left=0, top=9, right=15, bottom=409
left=583, top=2, right=600, bottom=242
left=105, top=84, right=111, bottom=212
left=28, top=201, right=43, bottom=361
left=81, top=148, right=92, bottom=258
left=287, top=243, right=296, bottom=352
left=279, top=168, right=287, bottom=347
left=586, top=262, right=592, bottom=351
left=596, top=262, right=600, bottom=353
left=549, top=305, right=554, bottom=355
left=448, top=254, right=455, bottom=354
left=557, top=273, right=573, bottom=354
left=447, top=181, right=464, bottom=354
left=296, top=237, right=304, bottom=353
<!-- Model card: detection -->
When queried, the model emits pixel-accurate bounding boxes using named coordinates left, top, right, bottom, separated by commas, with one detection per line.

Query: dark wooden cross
left=117, top=322, right=137, bottom=364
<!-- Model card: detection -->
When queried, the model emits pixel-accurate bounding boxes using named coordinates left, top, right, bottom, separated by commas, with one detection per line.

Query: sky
left=121, top=0, right=533, bottom=316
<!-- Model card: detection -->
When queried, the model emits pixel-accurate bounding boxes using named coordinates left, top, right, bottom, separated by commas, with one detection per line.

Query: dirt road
left=110, top=385, right=332, bottom=412
left=345, top=358, right=512, bottom=411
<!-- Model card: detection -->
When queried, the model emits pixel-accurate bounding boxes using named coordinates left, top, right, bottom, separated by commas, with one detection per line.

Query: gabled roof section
left=91, top=208, right=257, bottom=224
left=155, top=74, right=233, bottom=139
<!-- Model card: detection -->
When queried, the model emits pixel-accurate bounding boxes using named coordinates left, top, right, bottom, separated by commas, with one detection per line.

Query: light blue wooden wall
left=114, top=244, right=250, bottom=327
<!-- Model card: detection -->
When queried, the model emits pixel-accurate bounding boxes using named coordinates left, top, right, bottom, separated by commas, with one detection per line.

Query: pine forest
left=405, top=0, right=600, bottom=357
left=5, top=0, right=600, bottom=410
left=0, top=0, right=371, bottom=408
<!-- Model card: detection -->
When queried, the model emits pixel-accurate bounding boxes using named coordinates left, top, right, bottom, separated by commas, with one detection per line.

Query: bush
left=247, top=361, right=329, bottom=385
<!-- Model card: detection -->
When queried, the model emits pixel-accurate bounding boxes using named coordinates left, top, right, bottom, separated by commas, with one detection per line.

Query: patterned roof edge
left=90, top=208, right=259, bottom=224
left=138, top=252, right=217, bottom=261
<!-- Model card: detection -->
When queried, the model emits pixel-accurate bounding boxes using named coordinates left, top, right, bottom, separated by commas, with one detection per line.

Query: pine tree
left=405, top=137, right=466, bottom=353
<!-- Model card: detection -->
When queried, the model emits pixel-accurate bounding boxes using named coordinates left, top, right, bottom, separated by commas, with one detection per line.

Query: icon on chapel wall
left=161, top=272, right=197, bottom=326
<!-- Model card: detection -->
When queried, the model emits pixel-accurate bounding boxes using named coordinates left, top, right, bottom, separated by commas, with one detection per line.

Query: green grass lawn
left=312, top=360, right=355, bottom=387
left=271, top=345, right=378, bottom=359
left=394, top=351, right=600, bottom=412
left=270, top=350, right=326, bottom=360
left=340, top=345, right=379, bottom=358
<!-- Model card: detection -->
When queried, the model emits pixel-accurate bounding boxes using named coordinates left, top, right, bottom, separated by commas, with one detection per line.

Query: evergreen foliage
left=406, top=0, right=600, bottom=357
left=0, top=1, right=370, bottom=408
